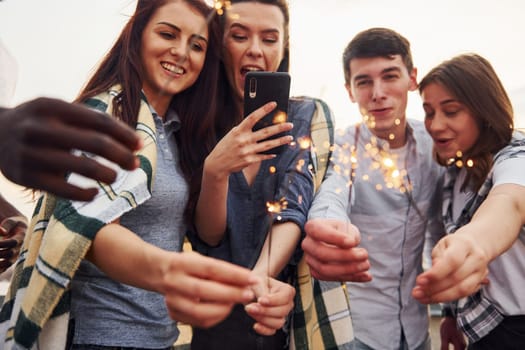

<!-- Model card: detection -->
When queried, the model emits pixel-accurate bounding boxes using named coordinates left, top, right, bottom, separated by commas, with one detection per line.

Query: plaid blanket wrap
left=0, top=86, right=157, bottom=350
left=289, top=98, right=353, bottom=350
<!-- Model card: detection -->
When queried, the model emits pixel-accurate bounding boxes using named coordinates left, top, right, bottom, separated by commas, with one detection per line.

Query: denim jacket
left=188, top=98, right=316, bottom=277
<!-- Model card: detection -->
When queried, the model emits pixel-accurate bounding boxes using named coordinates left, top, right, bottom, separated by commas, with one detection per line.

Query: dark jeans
left=191, top=304, right=287, bottom=350
left=468, top=315, right=525, bottom=350
left=67, top=319, right=173, bottom=350
left=70, top=346, right=173, bottom=350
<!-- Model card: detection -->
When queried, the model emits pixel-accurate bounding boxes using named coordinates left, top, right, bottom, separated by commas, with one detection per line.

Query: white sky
left=1, top=0, right=525, bottom=128
left=1, top=0, right=525, bottom=215
left=286, top=0, right=525, bottom=129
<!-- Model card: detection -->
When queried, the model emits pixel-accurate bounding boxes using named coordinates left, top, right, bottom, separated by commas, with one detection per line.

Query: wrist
left=252, top=265, right=267, bottom=277
left=456, top=227, right=493, bottom=262
left=147, top=247, right=177, bottom=294
left=203, top=158, right=229, bottom=183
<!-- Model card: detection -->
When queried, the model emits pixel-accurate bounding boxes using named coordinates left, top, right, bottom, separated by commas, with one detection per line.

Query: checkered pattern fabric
left=0, top=86, right=157, bottom=350
left=441, top=132, right=525, bottom=343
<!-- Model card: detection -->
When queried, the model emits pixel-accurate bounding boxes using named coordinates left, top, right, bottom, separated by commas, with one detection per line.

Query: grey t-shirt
left=70, top=111, right=188, bottom=348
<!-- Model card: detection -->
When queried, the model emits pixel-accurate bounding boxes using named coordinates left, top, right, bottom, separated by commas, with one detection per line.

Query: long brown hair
left=419, top=53, right=514, bottom=192
left=215, top=0, right=290, bottom=138
left=76, top=0, right=221, bottom=223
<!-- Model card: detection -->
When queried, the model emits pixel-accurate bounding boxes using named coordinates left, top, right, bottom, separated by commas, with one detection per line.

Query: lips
left=161, top=62, right=185, bottom=75
left=431, top=137, right=456, bottom=157
left=368, top=107, right=392, bottom=118
left=434, top=138, right=452, bottom=147
left=237, top=66, right=265, bottom=96
left=431, top=134, right=452, bottom=144
left=240, top=65, right=264, bottom=77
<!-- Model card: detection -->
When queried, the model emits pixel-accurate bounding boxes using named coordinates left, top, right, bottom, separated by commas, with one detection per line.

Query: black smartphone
left=243, top=71, right=291, bottom=154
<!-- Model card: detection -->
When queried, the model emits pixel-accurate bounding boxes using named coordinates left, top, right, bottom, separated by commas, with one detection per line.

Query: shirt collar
left=360, top=121, right=416, bottom=150
left=163, top=108, right=181, bottom=136
left=142, top=90, right=182, bottom=136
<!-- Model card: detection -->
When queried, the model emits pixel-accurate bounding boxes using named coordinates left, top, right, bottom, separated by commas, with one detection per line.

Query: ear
left=345, top=83, right=356, bottom=103
left=408, top=67, right=418, bottom=92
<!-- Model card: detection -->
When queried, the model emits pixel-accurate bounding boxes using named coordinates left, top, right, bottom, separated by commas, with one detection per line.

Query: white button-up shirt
left=309, top=120, right=444, bottom=350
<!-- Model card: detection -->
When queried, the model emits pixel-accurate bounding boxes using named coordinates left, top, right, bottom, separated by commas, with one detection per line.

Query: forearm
left=458, top=183, right=525, bottom=261
left=86, top=223, right=173, bottom=293
left=194, top=163, right=229, bottom=246
left=252, top=147, right=311, bottom=277
left=253, top=221, right=301, bottom=278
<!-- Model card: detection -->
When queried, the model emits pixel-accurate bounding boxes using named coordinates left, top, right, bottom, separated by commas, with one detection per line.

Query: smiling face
left=346, top=55, right=417, bottom=146
left=422, top=82, right=480, bottom=161
left=222, top=2, right=286, bottom=100
left=140, top=0, right=208, bottom=114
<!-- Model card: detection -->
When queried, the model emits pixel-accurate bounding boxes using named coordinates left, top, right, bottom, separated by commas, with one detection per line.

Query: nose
left=170, top=45, right=187, bottom=63
left=371, top=81, right=386, bottom=101
left=247, top=38, right=263, bottom=58
left=426, top=112, right=447, bottom=133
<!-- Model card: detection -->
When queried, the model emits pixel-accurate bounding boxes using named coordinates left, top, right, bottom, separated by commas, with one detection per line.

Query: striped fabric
left=0, top=86, right=157, bottom=350
left=290, top=97, right=353, bottom=350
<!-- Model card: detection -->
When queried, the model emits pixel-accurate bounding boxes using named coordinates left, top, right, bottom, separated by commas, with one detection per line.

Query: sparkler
left=164, top=1, right=313, bottom=293
left=264, top=198, right=285, bottom=290
left=331, top=111, right=480, bottom=232
left=332, top=123, right=410, bottom=194
left=264, top=136, right=311, bottom=289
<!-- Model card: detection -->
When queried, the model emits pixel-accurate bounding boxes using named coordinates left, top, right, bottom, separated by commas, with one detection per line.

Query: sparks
left=266, top=198, right=288, bottom=215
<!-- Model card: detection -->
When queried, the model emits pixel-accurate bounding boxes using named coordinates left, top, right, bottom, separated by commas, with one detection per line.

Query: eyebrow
left=440, top=99, right=459, bottom=106
left=353, top=66, right=402, bottom=82
left=229, top=22, right=280, bottom=35
left=157, top=21, right=181, bottom=32
left=157, top=21, right=208, bottom=43
left=422, top=99, right=458, bottom=108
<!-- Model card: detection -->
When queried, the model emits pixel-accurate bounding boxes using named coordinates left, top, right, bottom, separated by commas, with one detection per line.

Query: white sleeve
left=308, top=139, right=351, bottom=221
left=493, top=157, right=525, bottom=187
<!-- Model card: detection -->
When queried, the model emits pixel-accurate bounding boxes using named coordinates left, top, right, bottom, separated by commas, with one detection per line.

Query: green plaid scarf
left=0, top=86, right=157, bottom=350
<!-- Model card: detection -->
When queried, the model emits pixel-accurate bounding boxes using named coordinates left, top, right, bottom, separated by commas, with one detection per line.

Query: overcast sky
left=286, top=0, right=525, bottom=128
left=1, top=0, right=524, bottom=129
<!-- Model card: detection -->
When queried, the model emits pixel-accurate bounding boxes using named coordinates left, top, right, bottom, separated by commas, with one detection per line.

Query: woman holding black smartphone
left=0, top=1, right=278, bottom=349
left=186, top=0, right=334, bottom=349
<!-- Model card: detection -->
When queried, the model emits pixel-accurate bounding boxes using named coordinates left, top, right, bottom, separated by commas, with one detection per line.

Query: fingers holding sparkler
left=302, top=218, right=372, bottom=282
left=245, top=277, right=295, bottom=336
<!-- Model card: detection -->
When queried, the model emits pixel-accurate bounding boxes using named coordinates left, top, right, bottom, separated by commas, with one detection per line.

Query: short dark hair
left=342, top=27, right=413, bottom=84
